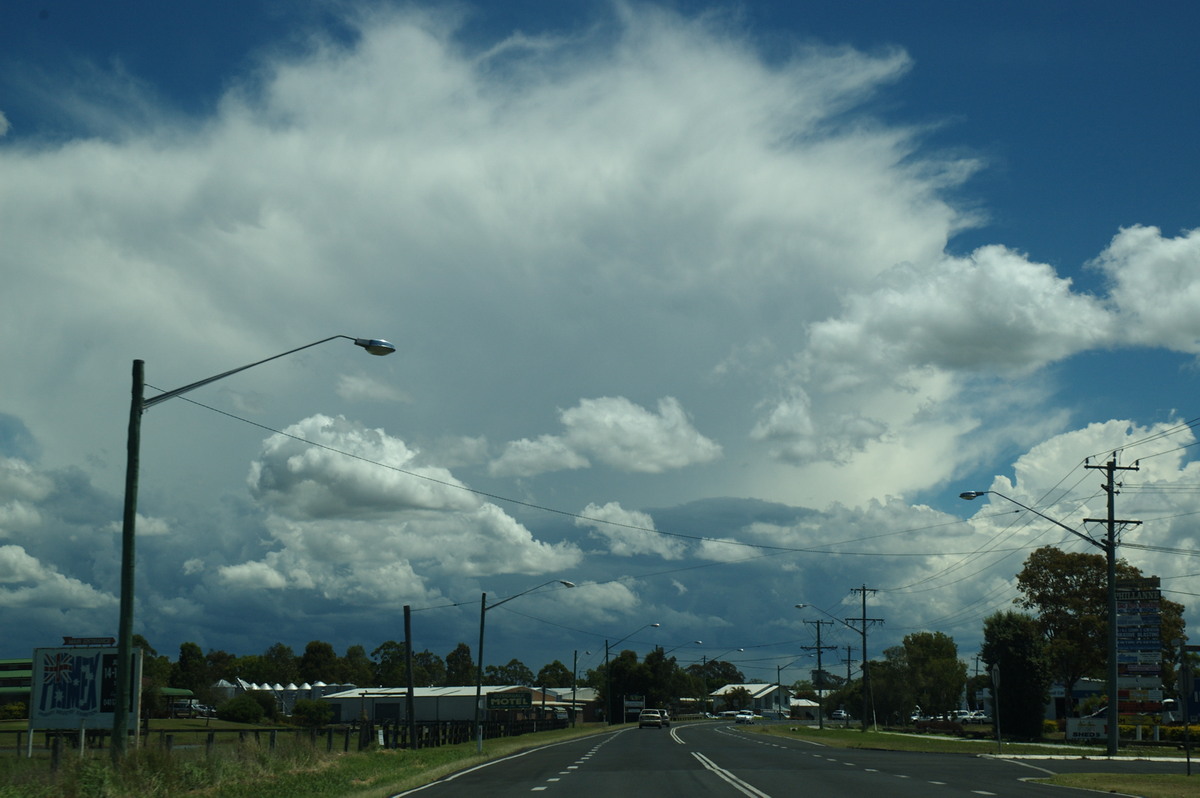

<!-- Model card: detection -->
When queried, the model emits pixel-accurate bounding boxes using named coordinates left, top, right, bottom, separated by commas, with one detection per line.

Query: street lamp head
left=959, top=491, right=986, bottom=500
left=354, top=338, right=396, bottom=356
left=651, top=623, right=661, bottom=628
left=794, top=603, right=808, bottom=609
left=559, top=580, right=576, bottom=588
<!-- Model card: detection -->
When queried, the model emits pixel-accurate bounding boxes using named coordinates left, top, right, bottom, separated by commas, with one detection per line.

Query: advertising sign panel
left=29, top=647, right=142, bottom=730
left=1066, top=717, right=1107, bottom=741
left=486, top=692, right=533, bottom=710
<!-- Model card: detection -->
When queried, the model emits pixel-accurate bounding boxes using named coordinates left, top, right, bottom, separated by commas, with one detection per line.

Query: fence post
left=206, top=731, right=215, bottom=756
left=326, top=727, right=334, bottom=752
left=50, top=735, right=61, bottom=772
left=165, top=734, right=174, bottom=753
left=269, top=730, right=277, bottom=751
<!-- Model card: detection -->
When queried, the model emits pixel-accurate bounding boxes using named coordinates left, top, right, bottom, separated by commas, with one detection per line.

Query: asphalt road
left=393, top=721, right=1189, bottom=798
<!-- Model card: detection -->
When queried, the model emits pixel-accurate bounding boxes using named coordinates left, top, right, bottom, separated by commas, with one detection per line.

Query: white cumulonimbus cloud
left=575, top=501, right=688, bottom=560
left=225, top=414, right=583, bottom=602
left=490, top=396, right=721, bottom=477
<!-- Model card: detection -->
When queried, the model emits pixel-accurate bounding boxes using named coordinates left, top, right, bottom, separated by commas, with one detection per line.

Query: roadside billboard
left=29, top=646, right=142, bottom=730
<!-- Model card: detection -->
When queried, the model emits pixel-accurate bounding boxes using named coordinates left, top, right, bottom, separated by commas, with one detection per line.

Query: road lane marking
left=692, top=752, right=772, bottom=798
left=389, top=725, right=629, bottom=797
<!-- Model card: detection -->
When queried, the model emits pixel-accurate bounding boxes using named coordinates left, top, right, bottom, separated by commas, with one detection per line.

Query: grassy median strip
left=754, top=725, right=1200, bottom=798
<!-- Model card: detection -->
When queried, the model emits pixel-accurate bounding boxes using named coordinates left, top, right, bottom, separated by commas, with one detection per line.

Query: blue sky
left=2, top=0, right=1199, bottom=687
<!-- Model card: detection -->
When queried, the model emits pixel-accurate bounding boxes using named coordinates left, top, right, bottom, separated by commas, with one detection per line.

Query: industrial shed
left=321, top=685, right=575, bottom=724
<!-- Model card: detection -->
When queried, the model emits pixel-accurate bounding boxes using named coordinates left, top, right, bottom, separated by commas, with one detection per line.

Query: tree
left=171, top=642, right=210, bottom=694
left=536, top=660, right=573, bottom=688
left=411, top=650, right=446, bottom=687
left=685, top=659, right=744, bottom=695
left=205, top=649, right=237, bottom=682
left=902, top=631, right=967, bottom=718
left=870, top=647, right=916, bottom=723
left=484, top=658, right=534, bottom=686
left=1016, top=545, right=1185, bottom=716
left=789, top=679, right=818, bottom=702
left=372, top=641, right=409, bottom=687
left=261, top=642, right=300, bottom=685
left=981, top=611, right=1050, bottom=739
left=598, top=650, right=650, bottom=720
left=299, top=641, right=338, bottom=684
left=339, top=645, right=375, bottom=686
left=445, top=643, right=475, bottom=686
left=722, top=686, right=753, bottom=711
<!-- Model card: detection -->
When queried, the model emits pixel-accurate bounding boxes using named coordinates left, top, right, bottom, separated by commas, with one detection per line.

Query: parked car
left=830, top=709, right=849, bottom=720
left=638, top=709, right=666, bottom=728
left=735, top=710, right=755, bottom=724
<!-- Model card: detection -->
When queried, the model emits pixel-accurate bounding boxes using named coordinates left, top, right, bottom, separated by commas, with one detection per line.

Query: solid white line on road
left=692, top=752, right=772, bottom=798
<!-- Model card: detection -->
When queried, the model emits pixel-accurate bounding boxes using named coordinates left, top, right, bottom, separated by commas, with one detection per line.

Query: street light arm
left=142, top=335, right=395, bottom=410
left=958, top=490, right=1102, bottom=549
left=485, top=579, right=575, bottom=612
left=795, top=603, right=856, bottom=633
left=609, top=622, right=661, bottom=652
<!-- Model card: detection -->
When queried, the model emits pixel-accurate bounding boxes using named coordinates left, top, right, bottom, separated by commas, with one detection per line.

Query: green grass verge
left=753, top=724, right=1200, bottom=797
left=1037, top=773, right=1200, bottom=798
left=0, top=723, right=616, bottom=798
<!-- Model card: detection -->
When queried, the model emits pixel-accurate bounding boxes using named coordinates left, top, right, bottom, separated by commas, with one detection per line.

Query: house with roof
left=710, top=683, right=790, bottom=714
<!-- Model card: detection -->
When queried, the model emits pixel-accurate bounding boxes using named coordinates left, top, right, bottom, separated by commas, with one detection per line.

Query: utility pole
left=802, top=620, right=836, bottom=729
left=1085, top=455, right=1139, bottom=757
left=848, top=585, right=882, bottom=732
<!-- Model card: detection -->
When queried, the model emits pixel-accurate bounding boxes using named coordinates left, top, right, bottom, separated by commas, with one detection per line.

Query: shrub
left=217, top=693, right=265, bottom=724
left=0, top=701, right=26, bottom=720
left=247, top=690, right=280, bottom=721
left=291, top=698, right=333, bottom=727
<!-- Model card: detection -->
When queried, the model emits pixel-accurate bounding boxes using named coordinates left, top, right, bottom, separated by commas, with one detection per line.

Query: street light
left=474, top=580, right=575, bottom=752
left=605, top=622, right=660, bottom=724
left=112, top=335, right=394, bottom=759
left=960, top=488, right=1119, bottom=755
left=571, top=649, right=591, bottom=728
left=698, top=648, right=743, bottom=714
left=777, top=654, right=812, bottom=718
